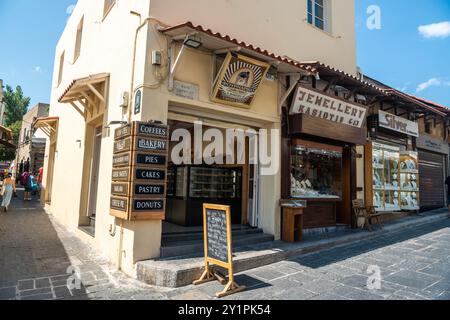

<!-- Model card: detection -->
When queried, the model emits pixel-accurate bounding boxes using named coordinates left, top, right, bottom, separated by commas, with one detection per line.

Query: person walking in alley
left=1, top=173, right=17, bottom=212
left=20, top=171, right=31, bottom=201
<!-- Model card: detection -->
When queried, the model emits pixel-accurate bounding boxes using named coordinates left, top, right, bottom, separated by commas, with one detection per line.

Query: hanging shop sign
left=378, top=110, right=419, bottom=137
left=417, top=133, right=449, bottom=155
left=110, top=121, right=169, bottom=221
left=193, top=204, right=246, bottom=298
left=211, top=53, right=270, bottom=108
left=290, top=86, right=367, bottom=128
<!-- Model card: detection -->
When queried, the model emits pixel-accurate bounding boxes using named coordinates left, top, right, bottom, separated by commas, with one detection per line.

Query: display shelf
left=368, top=143, right=420, bottom=212
left=290, top=145, right=343, bottom=199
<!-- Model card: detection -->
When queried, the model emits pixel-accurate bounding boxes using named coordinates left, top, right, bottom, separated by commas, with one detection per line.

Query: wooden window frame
left=103, top=0, right=116, bottom=20
left=57, top=51, right=65, bottom=87
left=74, top=17, right=84, bottom=63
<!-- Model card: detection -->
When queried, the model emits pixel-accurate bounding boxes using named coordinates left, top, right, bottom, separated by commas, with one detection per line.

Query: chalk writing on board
left=206, top=209, right=229, bottom=263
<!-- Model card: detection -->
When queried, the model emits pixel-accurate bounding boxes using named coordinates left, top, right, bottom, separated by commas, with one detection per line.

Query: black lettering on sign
left=206, top=209, right=229, bottom=263
left=114, top=137, right=132, bottom=154
left=134, top=184, right=165, bottom=196
left=135, top=169, right=166, bottom=181
left=111, top=183, right=129, bottom=197
left=136, top=154, right=166, bottom=166
left=112, top=169, right=130, bottom=181
left=136, top=123, right=169, bottom=138
left=111, top=197, right=128, bottom=212
left=113, top=153, right=131, bottom=167
left=133, top=200, right=164, bottom=212
left=115, top=125, right=132, bottom=140
left=136, top=138, right=167, bottom=152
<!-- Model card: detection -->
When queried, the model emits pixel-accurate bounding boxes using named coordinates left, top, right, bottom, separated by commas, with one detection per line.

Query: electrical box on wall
left=152, top=50, right=162, bottom=66
left=120, top=91, right=129, bottom=108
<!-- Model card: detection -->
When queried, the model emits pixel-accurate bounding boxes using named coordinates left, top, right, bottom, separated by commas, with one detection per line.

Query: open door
left=86, top=125, right=103, bottom=230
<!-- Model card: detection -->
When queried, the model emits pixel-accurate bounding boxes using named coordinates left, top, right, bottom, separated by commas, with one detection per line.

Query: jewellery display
left=291, top=146, right=342, bottom=199
left=371, top=144, right=420, bottom=212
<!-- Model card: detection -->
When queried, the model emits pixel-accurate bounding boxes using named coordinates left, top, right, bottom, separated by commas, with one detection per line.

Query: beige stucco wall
left=44, top=0, right=357, bottom=276
left=150, top=0, right=357, bottom=75
left=16, top=103, right=49, bottom=172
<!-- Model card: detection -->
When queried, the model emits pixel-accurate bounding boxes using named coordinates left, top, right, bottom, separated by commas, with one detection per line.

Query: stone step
left=160, top=233, right=275, bottom=258
left=162, top=227, right=264, bottom=244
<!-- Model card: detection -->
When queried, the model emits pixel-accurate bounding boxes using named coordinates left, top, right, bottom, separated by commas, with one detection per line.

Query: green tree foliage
left=4, top=85, right=30, bottom=126
left=0, top=85, right=30, bottom=161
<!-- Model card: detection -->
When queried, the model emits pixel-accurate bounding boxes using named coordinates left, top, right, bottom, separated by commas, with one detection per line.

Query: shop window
left=74, top=17, right=84, bottom=62
left=307, top=0, right=330, bottom=32
left=103, top=0, right=116, bottom=19
left=57, top=51, right=65, bottom=87
left=291, top=145, right=342, bottom=199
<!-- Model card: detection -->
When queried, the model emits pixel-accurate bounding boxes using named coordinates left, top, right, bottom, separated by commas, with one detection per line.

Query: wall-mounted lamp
left=183, top=38, right=203, bottom=49
left=105, top=120, right=129, bottom=129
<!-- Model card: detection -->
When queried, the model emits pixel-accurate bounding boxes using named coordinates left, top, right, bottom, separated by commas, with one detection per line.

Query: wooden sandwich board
left=193, top=204, right=246, bottom=298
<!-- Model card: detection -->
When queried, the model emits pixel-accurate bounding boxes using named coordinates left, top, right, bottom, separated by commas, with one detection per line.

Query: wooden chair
left=352, top=199, right=384, bottom=232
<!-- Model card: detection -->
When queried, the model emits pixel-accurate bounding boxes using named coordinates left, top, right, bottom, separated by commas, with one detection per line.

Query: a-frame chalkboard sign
left=193, top=204, right=246, bottom=298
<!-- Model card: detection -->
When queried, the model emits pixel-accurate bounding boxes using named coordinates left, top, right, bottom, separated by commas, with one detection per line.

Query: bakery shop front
left=283, top=84, right=368, bottom=229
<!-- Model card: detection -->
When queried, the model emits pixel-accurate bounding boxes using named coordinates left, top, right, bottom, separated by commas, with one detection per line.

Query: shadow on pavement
left=0, top=190, right=89, bottom=300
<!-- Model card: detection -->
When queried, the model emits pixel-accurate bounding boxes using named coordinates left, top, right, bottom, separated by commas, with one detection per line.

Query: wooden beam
left=87, top=83, right=105, bottom=103
left=70, top=102, right=86, bottom=119
left=80, top=91, right=96, bottom=107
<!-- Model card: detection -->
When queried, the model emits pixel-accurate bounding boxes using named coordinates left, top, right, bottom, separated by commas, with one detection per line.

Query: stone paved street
left=1, top=194, right=450, bottom=300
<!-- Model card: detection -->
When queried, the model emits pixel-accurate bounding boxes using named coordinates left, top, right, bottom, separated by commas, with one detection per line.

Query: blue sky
left=0, top=0, right=449, bottom=108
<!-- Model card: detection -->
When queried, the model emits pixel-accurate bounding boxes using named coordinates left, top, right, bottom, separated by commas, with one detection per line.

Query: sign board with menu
left=109, top=121, right=169, bottom=221
left=193, top=204, right=246, bottom=298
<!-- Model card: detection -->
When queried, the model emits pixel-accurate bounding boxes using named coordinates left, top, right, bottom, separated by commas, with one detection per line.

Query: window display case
left=166, top=165, right=243, bottom=226
left=290, top=145, right=343, bottom=199
left=399, top=151, right=420, bottom=210
left=369, top=142, right=420, bottom=212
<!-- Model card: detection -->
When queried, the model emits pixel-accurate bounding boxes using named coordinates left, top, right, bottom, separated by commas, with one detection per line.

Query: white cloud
left=33, top=66, right=42, bottom=73
left=418, top=21, right=450, bottom=38
left=66, top=4, right=76, bottom=15
left=416, top=78, right=441, bottom=92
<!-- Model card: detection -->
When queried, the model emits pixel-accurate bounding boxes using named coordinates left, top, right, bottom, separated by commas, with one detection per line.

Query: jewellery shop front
left=365, top=110, right=420, bottom=213
left=283, top=85, right=368, bottom=229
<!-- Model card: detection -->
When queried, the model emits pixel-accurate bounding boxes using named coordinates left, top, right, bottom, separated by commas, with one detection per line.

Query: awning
left=58, top=73, right=109, bottom=119
left=161, top=21, right=385, bottom=90
left=385, top=89, right=447, bottom=117
left=0, top=125, right=15, bottom=149
left=33, top=117, right=59, bottom=142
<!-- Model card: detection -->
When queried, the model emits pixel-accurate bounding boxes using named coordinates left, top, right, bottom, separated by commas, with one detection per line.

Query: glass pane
left=315, top=0, right=324, bottom=6
left=307, top=0, right=313, bottom=14
left=315, top=3, right=324, bottom=19
left=189, top=167, right=241, bottom=199
left=291, top=146, right=342, bottom=199
left=315, top=18, right=324, bottom=30
left=307, top=13, right=313, bottom=24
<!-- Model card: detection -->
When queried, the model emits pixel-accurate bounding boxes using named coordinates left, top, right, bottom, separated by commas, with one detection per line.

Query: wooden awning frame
left=0, top=125, right=15, bottom=149
left=58, top=73, right=109, bottom=119
left=33, top=117, right=59, bottom=143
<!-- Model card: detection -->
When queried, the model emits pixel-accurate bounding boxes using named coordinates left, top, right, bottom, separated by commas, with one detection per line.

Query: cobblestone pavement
left=1, top=194, right=450, bottom=300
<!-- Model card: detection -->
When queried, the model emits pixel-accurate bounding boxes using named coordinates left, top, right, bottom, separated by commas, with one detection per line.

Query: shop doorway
left=165, top=120, right=253, bottom=229
left=44, top=141, right=57, bottom=204
left=79, top=120, right=103, bottom=236
left=87, top=125, right=103, bottom=227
